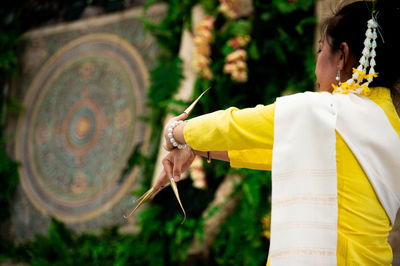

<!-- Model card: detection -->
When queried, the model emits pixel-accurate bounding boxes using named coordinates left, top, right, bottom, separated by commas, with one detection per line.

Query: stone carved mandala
left=16, top=33, right=149, bottom=223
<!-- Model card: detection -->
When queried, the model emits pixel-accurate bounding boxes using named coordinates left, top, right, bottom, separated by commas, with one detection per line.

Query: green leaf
left=227, top=20, right=252, bottom=36
left=273, top=0, right=297, bottom=14
left=221, top=43, right=236, bottom=56
left=248, top=41, right=260, bottom=60
left=148, top=56, right=184, bottom=105
left=295, top=16, right=315, bottom=35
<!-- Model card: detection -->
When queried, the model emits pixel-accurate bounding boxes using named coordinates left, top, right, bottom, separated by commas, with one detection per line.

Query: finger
left=176, top=112, right=188, bottom=121
left=162, top=157, right=174, bottom=180
left=163, top=142, right=173, bottom=152
left=172, top=160, right=181, bottom=182
left=173, top=150, right=186, bottom=182
left=172, top=148, right=192, bottom=182
left=153, top=170, right=168, bottom=191
left=170, top=113, right=188, bottom=122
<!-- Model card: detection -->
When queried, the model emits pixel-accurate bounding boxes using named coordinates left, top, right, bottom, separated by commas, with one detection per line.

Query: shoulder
left=276, top=91, right=336, bottom=116
left=277, top=91, right=334, bottom=104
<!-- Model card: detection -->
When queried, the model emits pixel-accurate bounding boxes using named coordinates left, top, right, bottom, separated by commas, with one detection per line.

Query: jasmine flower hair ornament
left=333, top=14, right=380, bottom=95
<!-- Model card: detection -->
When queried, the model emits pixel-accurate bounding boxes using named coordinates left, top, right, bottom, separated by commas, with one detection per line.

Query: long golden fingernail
left=133, top=188, right=152, bottom=203
left=124, top=187, right=155, bottom=219
left=184, top=87, right=210, bottom=116
left=169, top=177, right=186, bottom=224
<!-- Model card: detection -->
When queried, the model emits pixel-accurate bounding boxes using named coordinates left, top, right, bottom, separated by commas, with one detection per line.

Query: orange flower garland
left=261, top=212, right=271, bottom=239
left=224, top=35, right=250, bottom=83
left=193, top=16, right=215, bottom=80
left=189, top=155, right=207, bottom=190
left=219, top=0, right=239, bottom=19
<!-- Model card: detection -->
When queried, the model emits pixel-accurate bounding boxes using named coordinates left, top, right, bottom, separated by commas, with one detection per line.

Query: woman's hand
left=153, top=146, right=195, bottom=191
left=163, top=113, right=188, bottom=151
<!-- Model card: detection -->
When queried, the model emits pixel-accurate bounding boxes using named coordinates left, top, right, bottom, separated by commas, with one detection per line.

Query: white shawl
left=270, top=91, right=400, bottom=265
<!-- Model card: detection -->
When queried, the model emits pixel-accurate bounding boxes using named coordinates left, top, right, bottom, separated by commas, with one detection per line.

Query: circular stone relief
left=16, top=33, right=149, bottom=223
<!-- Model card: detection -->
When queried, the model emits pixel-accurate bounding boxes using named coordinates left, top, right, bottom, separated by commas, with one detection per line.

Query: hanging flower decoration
left=261, top=212, right=271, bottom=239
left=193, top=16, right=215, bottom=80
left=189, top=155, right=207, bottom=190
left=219, top=0, right=239, bottom=20
left=224, top=35, right=250, bottom=83
left=228, top=35, right=251, bottom=49
left=332, top=19, right=379, bottom=96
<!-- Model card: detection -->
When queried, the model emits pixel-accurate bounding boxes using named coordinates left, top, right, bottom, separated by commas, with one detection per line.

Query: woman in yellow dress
left=154, top=1, right=400, bottom=265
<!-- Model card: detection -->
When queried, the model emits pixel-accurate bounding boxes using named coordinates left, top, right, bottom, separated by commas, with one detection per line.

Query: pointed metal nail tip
left=124, top=187, right=155, bottom=219
left=184, top=87, right=211, bottom=116
left=133, top=187, right=153, bottom=203
left=169, top=177, right=186, bottom=224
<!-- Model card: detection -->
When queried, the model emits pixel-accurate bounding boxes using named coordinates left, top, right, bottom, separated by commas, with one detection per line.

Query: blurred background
left=0, top=0, right=398, bottom=265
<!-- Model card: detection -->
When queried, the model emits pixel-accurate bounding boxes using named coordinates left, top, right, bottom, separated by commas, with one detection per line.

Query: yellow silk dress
left=184, top=87, right=400, bottom=265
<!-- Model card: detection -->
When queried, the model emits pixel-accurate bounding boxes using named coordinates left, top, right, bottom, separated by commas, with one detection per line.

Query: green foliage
left=148, top=57, right=184, bottom=106
left=143, top=0, right=198, bottom=55
left=212, top=170, right=271, bottom=266
left=0, top=148, right=20, bottom=221
left=0, top=3, right=22, bottom=81
left=0, top=33, right=20, bottom=77
left=0, top=0, right=23, bottom=218
left=273, top=0, right=314, bottom=14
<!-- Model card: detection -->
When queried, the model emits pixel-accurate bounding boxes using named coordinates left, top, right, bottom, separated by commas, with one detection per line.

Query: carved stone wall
left=6, top=4, right=166, bottom=242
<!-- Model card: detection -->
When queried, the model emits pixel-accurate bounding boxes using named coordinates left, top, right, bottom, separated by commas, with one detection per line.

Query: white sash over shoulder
left=270, top=91, right=400, bottom=265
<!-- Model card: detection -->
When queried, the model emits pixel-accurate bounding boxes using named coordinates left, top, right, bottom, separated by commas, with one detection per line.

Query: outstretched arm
left=163, top=104, right=275, bottom=153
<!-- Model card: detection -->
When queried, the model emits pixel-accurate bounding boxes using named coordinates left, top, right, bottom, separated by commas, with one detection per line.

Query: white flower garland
left=333, top=18, right=379, bottom=96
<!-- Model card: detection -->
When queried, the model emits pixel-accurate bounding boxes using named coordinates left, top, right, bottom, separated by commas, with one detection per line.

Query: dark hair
left=322, top=0, right=400, bottom=90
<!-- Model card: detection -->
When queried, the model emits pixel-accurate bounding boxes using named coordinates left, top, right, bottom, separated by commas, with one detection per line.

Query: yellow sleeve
left=184, top=103, right=275, bottom=170
left=228, top=149, right=272, bottom=171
